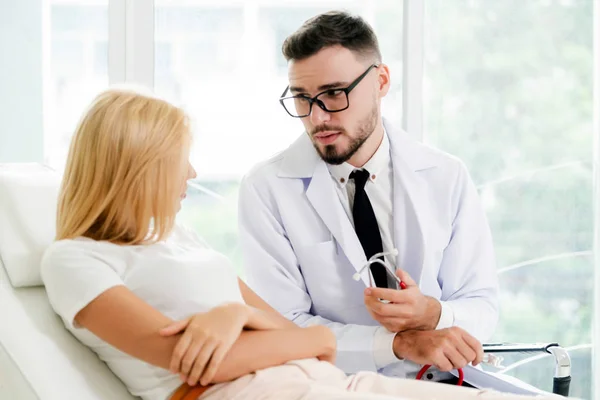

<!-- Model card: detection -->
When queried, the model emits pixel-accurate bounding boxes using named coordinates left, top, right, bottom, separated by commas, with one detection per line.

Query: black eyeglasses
left=279, top=64, right=379, bottom=118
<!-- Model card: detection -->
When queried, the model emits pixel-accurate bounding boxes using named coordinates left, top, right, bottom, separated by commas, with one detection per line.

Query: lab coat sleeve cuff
left=373, top=326, right=400, bottom=369
left=435, top=300, right=455, bottom=330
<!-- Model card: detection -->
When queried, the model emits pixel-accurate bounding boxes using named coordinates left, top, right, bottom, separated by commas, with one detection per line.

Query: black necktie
left=350, top=169, right=388, bottom=288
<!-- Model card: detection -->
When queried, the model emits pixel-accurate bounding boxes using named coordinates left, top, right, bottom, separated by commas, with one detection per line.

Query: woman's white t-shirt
left=40, top=225, right=245, bottom=400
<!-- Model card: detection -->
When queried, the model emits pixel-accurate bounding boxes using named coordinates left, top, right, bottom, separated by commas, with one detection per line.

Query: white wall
left=0, top=0, right=43, bottom=163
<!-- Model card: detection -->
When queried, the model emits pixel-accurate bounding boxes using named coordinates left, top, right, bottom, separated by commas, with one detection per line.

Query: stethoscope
left=352, top=249, right=465, bottom=386
left=352, top=249, right=407, bottom=290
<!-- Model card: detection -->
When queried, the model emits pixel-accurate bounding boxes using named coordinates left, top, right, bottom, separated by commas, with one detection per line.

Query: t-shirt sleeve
left=173, top=223, right=211, bottom=249
left=41, top=241, right=125, bottom=330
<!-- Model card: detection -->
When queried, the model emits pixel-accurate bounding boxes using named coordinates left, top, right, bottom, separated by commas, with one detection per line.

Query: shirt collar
left=328, top=128, right=391, bottom=188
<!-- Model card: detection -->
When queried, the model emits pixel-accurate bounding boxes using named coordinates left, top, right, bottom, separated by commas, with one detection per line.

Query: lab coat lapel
left=305, top=162, right=371, bottom=287
left=279, top=127, right=435, bottom=288
left=387, top=123, right=432, bottom=286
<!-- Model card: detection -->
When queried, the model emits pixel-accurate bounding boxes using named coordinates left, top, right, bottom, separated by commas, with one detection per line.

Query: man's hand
left=393, top=327, right=484, bottom=372
left=364, top=269, right=441, bottom=332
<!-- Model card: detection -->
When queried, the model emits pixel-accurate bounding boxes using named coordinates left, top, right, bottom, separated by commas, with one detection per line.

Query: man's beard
left=311, top=105, right=378, bottom=165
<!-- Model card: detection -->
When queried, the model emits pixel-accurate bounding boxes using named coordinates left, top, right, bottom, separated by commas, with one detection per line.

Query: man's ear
left=377, top=64, right=391, bottom=98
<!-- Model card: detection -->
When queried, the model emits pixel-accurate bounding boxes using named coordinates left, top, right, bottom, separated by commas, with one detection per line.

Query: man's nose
left=309, top=102, right=331, bottom=125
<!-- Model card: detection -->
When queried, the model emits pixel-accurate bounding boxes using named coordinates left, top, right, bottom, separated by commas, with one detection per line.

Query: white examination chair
left=0, top=164, right=138, bottom=400
left=0, top=163, right=571, bottom=399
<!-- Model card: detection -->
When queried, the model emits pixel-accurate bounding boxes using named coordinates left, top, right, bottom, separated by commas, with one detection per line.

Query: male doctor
left=238, top=11, right=499, bottom=382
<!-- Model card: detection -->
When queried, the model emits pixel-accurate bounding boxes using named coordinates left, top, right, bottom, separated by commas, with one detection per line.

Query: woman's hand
left=310, top=325, right=337, bottom=364
left=159, top=303, right=250, bottom=386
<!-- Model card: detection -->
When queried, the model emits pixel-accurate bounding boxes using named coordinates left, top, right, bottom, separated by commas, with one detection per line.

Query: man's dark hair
left=282, top=10, right=382, bottom=63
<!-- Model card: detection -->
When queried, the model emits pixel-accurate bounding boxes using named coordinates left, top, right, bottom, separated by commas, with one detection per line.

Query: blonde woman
left=41, top=88, right=558, bottom=400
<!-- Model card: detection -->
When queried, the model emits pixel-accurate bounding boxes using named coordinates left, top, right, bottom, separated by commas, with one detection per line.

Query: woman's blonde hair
left=56, top=87, right=191, bottom=245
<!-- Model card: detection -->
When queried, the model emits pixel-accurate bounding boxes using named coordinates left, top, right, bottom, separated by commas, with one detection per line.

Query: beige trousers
left=198, top=359, right=560, bottom=400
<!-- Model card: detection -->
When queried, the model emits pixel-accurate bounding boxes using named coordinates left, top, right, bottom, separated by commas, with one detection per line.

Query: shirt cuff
left=373, top=326, right=399, bottom=370
left=435, top=300, right=455, bottom=330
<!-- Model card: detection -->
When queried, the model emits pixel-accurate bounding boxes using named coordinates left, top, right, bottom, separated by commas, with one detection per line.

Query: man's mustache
left=310, top=125, right=346, bottom=136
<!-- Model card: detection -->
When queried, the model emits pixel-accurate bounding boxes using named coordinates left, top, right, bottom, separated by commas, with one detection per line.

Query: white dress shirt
left=327, top=129, right=454, bottom=371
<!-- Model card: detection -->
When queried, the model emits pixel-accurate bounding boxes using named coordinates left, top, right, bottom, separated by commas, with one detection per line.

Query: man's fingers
left=454, top=338, right=477, bottom=366
left=363, top=293, right=381, bottom=309
left=443, top=345, right=468, bottom=370
left=365, top=298, right=413, bottom=319
left=367, top=301, right=395, bottom=317
left=365, top=287, right=408, bottom=303
left=364, top=292, right=390, bottom=315
left=380, top=317, right=410, bottom=333
left=432, top=351, right=454, bottom=372
left=395, top=269, right=417, bottom=287
left=461, top=331, right=484, bottom=365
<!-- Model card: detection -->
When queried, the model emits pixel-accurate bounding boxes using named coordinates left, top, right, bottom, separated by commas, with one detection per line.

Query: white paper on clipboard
left=450, top=365, right=555, bottom=396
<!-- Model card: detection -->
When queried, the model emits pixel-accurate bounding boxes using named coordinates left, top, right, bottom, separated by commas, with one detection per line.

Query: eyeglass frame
left=279, top=63, right=380, bottom=118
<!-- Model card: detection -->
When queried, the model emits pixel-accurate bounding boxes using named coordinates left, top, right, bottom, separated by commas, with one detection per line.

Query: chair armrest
left=483, top=343, right=571, bottom=397
left=483, top=342, right=559, bottom=353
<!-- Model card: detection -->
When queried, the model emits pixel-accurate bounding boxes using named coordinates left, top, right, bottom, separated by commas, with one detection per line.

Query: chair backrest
left=0, top=163, right=138, bottom=400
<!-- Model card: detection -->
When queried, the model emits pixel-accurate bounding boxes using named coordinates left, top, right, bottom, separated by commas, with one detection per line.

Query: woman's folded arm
left=210, top=326, right=335, bottom=384
left=75, top=285, right=182, bottom=369
left=238, top=278, right=299, bottom=330
left=75, top=285, right=335, bottom=384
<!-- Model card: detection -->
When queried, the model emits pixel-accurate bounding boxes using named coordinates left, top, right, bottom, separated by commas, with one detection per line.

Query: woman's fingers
left=200, top=342, right=228, bottom=386
left=180, top=339, right=205, bottom=376
left=160, top=318, right=191, bottom=336
left=170, top=330, right=193, bottom=373
left=186, top=338, right=217, bottom=386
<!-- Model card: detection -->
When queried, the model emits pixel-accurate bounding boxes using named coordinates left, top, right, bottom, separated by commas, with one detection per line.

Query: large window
left=154, top=0, right=404, bottom=267
left=424, top=0, right=593, bottom=397
left=44, top=0, right=109, bottom=169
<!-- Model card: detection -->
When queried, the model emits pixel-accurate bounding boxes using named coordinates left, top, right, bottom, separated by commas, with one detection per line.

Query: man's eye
left=325, top=89, right=344, bottom=97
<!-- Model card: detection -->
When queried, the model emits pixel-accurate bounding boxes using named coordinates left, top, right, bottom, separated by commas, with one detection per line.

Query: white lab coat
left=238, top=119, right=499, bottom=376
